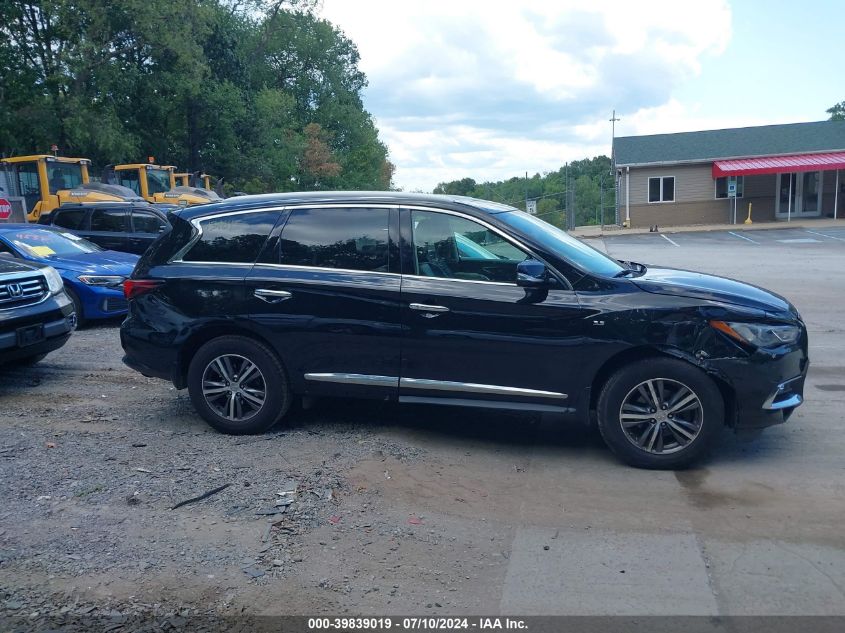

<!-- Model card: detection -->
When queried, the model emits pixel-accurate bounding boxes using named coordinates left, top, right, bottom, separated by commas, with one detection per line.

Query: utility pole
left=610, top=109, right=621, bottom=225
left=524, top=171, right=528, bottom=212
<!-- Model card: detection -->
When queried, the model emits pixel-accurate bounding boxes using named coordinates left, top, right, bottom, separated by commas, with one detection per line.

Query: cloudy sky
left=319, top=0, right=841, bottom=192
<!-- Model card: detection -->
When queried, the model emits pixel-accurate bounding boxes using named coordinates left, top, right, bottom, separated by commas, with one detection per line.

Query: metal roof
left=713, top=151, right=845, bottom=177
left=614, top=120, right=845, bottom=167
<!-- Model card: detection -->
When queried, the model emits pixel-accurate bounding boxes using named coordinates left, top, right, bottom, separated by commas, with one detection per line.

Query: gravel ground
left=0, top=322, right=456, bottom=630
left=2, top=227, right=844, bottom=631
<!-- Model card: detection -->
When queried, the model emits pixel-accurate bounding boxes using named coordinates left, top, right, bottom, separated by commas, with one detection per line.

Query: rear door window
left=278, top=207, right=390, bottom=272
left=183, top=211, right=281, bottom=263
left=132, top=209, right=164, bottom=234
left=90, top=208, right=128, bottom=232
left=53, top=208, right=88, bottom=230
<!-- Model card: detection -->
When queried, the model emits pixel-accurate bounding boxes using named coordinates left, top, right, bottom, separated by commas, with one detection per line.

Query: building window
left=648, top=176, right=675, bottom=203
left=715, top=176, right=744, bottom=199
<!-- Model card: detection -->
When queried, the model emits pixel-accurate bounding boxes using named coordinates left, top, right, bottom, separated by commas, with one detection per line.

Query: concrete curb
left=571, top=218, right=845, bottom=239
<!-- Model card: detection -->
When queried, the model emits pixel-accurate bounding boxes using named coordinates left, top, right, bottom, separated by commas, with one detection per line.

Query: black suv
left=39, top=202, right=168, bottom=254
left=121, top=192, right=808, bottom=468
left=0, top=256, right=75, bottom=365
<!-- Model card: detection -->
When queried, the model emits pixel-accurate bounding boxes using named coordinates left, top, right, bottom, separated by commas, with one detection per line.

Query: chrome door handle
left=254, top=288, right=292, bottom=303
left=409, top=303, right=449, bottom=316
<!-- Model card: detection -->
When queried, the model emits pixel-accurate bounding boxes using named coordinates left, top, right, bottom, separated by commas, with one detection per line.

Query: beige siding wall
left=616, top=166, right=845, bottom=226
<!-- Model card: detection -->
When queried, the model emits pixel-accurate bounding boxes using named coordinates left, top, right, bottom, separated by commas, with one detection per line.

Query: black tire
left=64, top=285, right=84, bottom=329
left=596, top=357, right=723, bottom=469
left=11, top=353, right=47, bottom=367
left=187, top=335, right=291, bottom=434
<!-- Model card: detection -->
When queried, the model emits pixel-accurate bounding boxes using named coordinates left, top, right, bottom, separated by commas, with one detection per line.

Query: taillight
left=123, top=279, right=163, bottom=300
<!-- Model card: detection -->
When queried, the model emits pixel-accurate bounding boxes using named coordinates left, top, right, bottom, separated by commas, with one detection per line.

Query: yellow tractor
left=110, top=163, right=221, bottom=206
left=174, top=171, right=219, bottom=193
left=0, top=155, right=144, bottom=222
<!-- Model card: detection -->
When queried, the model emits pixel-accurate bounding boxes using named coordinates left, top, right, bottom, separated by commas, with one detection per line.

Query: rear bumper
left=120, top=318, right=181, bottom=385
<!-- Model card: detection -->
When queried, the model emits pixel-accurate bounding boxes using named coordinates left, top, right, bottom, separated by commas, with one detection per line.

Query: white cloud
left=320, top=0, right=735, bottom=191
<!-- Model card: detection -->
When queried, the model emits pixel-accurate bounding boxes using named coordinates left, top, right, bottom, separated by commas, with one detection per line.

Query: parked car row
left=0, top=191, right=810, bottom=469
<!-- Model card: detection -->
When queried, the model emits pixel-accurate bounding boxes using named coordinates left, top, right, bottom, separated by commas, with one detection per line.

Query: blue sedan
left=0, top=224, right=138, bottom=327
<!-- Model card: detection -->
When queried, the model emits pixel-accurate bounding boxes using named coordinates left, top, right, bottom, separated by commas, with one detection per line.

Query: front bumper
left=0, top=294, right=75, bottom=363
left=709, top=345, right=808, bottom=431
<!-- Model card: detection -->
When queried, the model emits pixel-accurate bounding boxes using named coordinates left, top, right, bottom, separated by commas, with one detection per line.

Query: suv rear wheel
left=187, top=336, right=291, bottom=434
left=596, top=357, right=723, bottom=469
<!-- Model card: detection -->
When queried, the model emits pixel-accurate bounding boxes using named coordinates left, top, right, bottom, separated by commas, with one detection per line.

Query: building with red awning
left=613, top=120, right=845, bottom=228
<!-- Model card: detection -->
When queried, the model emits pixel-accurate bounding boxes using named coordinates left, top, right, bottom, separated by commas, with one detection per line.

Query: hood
left=633, top=266, right=793, bottom=315
left=0, top=256, right=39, bottom=276
left=38, top=250, right=138, bottom=275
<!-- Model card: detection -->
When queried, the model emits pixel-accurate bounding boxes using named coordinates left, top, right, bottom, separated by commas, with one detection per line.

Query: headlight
left=42, top=266, right=64, bottom=295
left=710, top=320, right=801, bottom=347
left=78, top=275, right=126, bottom=288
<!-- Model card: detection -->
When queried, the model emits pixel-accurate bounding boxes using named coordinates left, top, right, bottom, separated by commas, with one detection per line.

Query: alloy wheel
left=619, top=377, right=703, bottom=455
left=201, top=354, right=267, bottom=422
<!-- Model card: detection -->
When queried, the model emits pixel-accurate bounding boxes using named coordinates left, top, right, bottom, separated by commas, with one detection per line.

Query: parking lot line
left=805, top=229, right=845, bottom=242
left=728, top=231, right=759, bottom=244
left=660, top=234, right=681, bottom=247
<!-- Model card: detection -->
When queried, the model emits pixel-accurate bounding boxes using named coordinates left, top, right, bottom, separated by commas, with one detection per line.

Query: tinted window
left=91, top=208, right=127, bottom=232
left=133, top=210, right=164, bottom=233
left=412, top=210, right=527, bottom=282
left=648, top=177, right=661, bottom=203
left=53, top=208, right=88, bottom=230
left=47, top=163, right=83, bottom=194
left=118, top=170, right=140, bottom=195
left=183, top=211, right=280, bottom=263
left=278, top=207, right=389, bottom=272
left=147, top=168, right=171, bottom=195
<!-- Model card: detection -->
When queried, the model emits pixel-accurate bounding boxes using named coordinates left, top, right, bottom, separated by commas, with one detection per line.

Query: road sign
left=0, top=198, right=12, bottom=220
left=526, top=199, right=537, bottom=215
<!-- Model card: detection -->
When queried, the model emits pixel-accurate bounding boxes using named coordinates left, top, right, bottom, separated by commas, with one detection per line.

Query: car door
left=89, top=207, right=129, bottom=251
left=398, top=207, right=585, bottom=412
left=129, top=208, right=166, bottom=254
left=245, top=205, right=402, bottom=400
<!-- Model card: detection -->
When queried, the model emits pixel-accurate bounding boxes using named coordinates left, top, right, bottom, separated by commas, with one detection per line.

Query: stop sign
left=0, top=199, right=12, bottom=221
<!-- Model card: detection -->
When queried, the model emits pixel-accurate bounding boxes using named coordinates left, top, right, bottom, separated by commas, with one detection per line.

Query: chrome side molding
left=304, top=373, right=399, bottom=388
left=303, top=373, right=567, bottom=400
left=401, top=377, right=567, bottom=399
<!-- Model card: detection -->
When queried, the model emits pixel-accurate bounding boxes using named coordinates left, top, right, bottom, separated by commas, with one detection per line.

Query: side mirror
left=517, top=258, right=553, bottom=287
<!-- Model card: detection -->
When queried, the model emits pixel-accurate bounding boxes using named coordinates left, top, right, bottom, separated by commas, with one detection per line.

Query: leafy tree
left=432, top=156, right=615, bottom=228
left=828, top=101, right=845, bottom=121
left=0, top=0, right=394, bottom=192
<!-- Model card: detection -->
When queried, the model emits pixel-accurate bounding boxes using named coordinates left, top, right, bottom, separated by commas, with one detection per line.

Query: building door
left=776, top=172, right=823, bottom=218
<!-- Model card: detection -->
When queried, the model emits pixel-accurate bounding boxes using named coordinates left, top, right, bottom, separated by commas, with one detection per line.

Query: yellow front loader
left=111, top=164, right=221, bottom=206
left=0, top=155, right=144, bottom=222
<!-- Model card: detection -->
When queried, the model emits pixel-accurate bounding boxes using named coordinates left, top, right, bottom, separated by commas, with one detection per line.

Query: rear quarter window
left=182, top=211, right=281, bottom=263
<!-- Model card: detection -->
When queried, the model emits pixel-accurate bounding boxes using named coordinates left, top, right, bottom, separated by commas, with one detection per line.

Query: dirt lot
left=1, top=225, right=844, bottom=630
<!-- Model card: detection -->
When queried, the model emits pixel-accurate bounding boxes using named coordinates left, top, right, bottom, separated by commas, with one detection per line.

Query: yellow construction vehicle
left=174, top=171, right=218, bottom=192
left=0, top=155, right=145, bottom=222
left=110, top=163, right=221, bottom=206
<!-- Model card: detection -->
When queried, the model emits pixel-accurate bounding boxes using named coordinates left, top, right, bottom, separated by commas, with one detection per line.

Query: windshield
left=47, top=162, right=84, bottom=194
left=147, top=168, right=172, bottom=195
left=497, top=211, right=625, bottom=277
left=5, top=229, right=102, bottom=258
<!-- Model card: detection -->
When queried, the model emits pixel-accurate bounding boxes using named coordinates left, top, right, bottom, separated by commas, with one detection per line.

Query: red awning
left=712, top=151, right=845, bottom=178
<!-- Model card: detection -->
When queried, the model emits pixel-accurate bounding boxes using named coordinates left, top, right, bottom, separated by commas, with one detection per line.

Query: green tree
left=828, top=101, right=845, bottom=121
left=0, top=0, right=394, bottom=192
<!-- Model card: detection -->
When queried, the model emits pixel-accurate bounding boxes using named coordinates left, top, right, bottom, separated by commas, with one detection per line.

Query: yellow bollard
left=744, top=202, right=753, bottom=224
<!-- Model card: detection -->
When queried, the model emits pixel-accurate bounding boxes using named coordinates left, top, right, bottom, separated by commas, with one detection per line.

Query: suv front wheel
left=187, top=336, right=291, bottom=434
left=596, top=357, right=723, bottom=469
